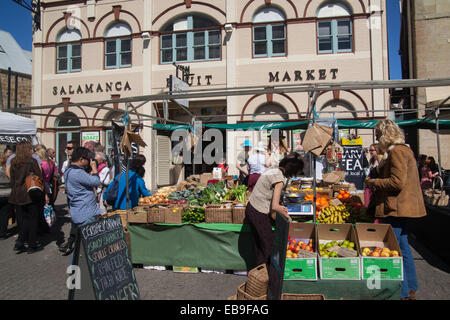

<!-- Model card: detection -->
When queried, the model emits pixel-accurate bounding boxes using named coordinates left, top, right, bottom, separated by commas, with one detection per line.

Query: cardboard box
left=199, top=173, right=213, bottom=186
left=284, top=223, right=318, bottom=281
left=301, top=124, right=334, bottom=156
left=355, top=223, right=403, bottom=281
left=318, top=224, right=361, bottom=280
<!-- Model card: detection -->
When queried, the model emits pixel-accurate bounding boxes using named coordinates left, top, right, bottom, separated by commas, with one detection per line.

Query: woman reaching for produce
left=366, top=119, right=426, bottom=300
left=245, top=152, right=304, bottom=267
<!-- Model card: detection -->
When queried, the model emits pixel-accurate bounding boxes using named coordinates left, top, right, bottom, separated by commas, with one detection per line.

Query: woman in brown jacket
left=366, top=119, right=426, bottom=300
left=8, top=141, right=44, bottom=254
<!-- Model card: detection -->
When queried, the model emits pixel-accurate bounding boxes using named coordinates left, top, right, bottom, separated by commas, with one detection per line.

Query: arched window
left=253, top=102, right=289, bottom=121
left=317, top=2, right=352, bottom=54
left=319, top=99, right=357, bottom=118
left=160, top=14, right=221, bottom=64
left=252, top=7, right=286, bottom=58
left=56, top=28, right=82, bottom=73
left=55, top=111, right=81, bottom=127
left=105, top=22, right=132, bottom=69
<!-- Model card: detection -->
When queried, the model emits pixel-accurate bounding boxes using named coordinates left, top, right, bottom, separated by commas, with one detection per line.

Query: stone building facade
left=400, top=0, right=450, bottom=169
left=33, top=0, right=390, bottom=189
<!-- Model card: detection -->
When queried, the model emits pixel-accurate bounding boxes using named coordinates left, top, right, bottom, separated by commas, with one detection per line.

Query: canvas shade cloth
left=152, top=119, right=450, bottom=131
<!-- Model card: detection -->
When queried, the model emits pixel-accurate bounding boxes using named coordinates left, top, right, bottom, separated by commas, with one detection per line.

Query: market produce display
left=168, top=189, right=202, bottom=205
left=361, top=247, right=399, bottom=257
left=317, top=204, right=351, bottom=224
left=139, top=194, right=169, bottom=205
left=319, top=240, right=357, bottom=258
left=286, top=237, right=314, bottom=258
left=304, top=193, right=329, bottom=215
left=182, top=207, right=205, bottom=224
left=225, top=184, right=248, bottom=204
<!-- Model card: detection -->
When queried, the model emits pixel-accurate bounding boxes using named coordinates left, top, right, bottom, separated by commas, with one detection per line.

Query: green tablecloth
left=282, top=280, right=401, bottom=300
left=128, top=222, right=401, bottom=300
left=128, top=223, right=257, bottom=270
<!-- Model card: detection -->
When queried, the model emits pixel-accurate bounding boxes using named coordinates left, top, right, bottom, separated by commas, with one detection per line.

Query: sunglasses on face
left=66, top=147, right=73, bottom=150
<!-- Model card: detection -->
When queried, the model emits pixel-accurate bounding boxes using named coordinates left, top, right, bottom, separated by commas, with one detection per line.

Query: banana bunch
left=317, top=205, right=351, bottom=224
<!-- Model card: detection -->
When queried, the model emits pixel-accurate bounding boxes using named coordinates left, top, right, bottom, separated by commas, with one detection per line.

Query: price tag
left=297, top=249, right=317, bottom=258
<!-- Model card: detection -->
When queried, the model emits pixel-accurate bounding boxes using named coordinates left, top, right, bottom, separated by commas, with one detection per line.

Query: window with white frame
left=57, top=28, right=82, bottom=73
left=104, top=22, right=132, bottom=69
left=252, top=7, right=286, bottom=58
left=317, top=2, right=352, bottom=54
left=160, top=14, right=221, bottom=64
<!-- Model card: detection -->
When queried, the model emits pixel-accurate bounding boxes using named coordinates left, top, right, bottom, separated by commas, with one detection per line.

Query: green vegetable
left=226, top=184, right=248, bottom=204
left=182, top=208, right=205, bottom=224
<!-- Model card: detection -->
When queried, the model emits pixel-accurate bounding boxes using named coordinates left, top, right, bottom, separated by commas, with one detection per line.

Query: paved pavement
left=0, top=192, right=449, bottom=300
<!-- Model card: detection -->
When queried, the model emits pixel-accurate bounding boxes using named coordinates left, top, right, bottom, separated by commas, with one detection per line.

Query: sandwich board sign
left=68, top=215, right=140, bottom=300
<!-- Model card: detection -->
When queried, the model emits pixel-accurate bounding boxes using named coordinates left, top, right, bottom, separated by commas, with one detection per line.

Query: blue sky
left=0, top=0, right=403, bottom=79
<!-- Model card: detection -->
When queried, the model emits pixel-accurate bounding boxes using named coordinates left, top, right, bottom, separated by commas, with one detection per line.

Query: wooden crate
left=127, top=207, right=149, bottom=224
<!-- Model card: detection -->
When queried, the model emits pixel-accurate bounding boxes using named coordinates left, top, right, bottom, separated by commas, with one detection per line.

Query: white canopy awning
left=0, top=112, right=36, bottom=135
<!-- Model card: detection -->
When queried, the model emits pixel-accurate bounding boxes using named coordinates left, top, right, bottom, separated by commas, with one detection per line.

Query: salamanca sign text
left=52, top=81, right=132, bottom=96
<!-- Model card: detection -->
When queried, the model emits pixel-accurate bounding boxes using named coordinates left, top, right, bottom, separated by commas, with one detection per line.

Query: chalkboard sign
left=267, top=212, right=290, bottom=300
left=342, top=145, right=365, bottom=190
left=69, top=215, right=140, bottom=300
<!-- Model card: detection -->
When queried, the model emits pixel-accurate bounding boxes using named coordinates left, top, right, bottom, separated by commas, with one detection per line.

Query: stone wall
left=0, top=69, right=32, bottom=110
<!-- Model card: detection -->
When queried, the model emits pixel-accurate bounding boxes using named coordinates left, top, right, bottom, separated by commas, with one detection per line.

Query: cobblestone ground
left=0, top=192, right=448, bottom=300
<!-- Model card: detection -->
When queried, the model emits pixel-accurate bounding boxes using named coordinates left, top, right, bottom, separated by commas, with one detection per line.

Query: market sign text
left=269, top=68, right=339, bottom=82
left=52, top=81, right=132, bottom=96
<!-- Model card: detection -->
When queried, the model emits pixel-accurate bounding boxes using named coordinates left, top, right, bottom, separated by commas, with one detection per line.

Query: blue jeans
left=382, top=217, right=418, bottom=298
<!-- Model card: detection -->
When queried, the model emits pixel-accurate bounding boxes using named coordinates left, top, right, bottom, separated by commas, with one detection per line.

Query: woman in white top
left=95, top=152, right=111, bottom=213
left=247, top=141, right=269, bottom=191
left=245, top=152, right=304, bottom=266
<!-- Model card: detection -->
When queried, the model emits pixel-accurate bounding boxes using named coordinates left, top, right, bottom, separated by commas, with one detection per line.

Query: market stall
left=0, top=111, right=39, bottom=146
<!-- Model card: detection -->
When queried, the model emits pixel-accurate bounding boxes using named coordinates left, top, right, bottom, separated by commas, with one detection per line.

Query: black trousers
left=15, top=203, right=39, bottom=245
left=245, top=202, right=274, bottom=267
left=0, top=199, right=10, bottom=237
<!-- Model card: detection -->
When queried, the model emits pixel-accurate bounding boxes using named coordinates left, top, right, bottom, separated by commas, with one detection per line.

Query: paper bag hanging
left=301, top=124, right=334, bottom=156
left=120, top=130, right=147, bottom=156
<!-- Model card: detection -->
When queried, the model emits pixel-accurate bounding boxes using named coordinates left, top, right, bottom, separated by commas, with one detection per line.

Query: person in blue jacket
left=105, top=154, right=151, bottom=210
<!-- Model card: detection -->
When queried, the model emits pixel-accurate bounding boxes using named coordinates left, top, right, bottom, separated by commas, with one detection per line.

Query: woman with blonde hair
left=266, top=131, right=291, bottom=168
left=366, top=119, right=426, bottom=300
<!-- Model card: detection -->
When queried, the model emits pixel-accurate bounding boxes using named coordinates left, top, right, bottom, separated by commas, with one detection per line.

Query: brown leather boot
left=408, top=290, right=417, bottom=300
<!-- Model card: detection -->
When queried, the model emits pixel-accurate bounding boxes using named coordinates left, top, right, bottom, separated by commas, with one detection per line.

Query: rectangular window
left=105, top=38, right=132, bottom=68
left=160, top=29, right=221, bottom=64
left=207, top=30, right=221, bottom=59
left=336, top=20, right=352, bottom=52
left=161, top=34, right=173, bottom=63
left=253, top=24, right=285, bottom=58
left=57, top=43, right=81, bottom=73
left=318, top=19, right=352, bottom=54
left=271, top=24, right=286, bottom=55
left=253, top=26, right=267, bottom=56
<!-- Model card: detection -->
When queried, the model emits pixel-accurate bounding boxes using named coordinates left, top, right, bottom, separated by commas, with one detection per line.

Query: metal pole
left=14, top=72, right=18, bottom=108
left=7, top=67, right=11, bottom=109
left=436, top=108, right=442, bottom=177
left=125, top=103, right=131, bottom=212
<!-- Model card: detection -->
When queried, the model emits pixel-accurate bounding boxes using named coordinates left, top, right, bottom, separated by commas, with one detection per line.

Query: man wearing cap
left=236, top=140, right=252, bottom=186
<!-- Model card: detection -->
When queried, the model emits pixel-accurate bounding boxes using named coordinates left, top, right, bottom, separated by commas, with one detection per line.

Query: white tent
left=0, top=112, right=38, bottom=145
